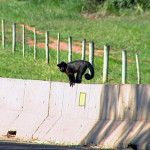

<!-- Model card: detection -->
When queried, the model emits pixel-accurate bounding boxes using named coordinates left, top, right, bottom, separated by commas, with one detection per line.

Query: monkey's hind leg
left=76, top=73, right=82, bottom=83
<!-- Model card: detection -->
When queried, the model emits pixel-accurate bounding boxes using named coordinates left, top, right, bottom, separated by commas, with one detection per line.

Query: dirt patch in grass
left=22, top=24, right=138, bottom=63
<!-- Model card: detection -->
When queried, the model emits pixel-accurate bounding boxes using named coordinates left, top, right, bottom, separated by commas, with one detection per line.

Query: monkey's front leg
left=69, top=74, right=75, bottom=87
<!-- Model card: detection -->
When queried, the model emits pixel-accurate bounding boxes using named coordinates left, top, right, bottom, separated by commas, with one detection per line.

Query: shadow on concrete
left=80, top=84, right=150, bottom=149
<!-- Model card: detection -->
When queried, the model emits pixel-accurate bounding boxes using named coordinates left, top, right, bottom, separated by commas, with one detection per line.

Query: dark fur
left=57, top=60, right=94, bottom=87
left=127, top=143, right=137, bottom=150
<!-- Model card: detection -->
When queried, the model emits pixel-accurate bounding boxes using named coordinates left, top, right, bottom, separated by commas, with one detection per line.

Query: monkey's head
left=57, top=61, right=67, bottom=72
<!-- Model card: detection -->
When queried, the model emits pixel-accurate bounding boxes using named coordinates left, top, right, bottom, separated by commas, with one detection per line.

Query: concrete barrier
left=34, top=83, right=102, bottom=144
left=80, top=84, right=150, bottom=149
left=8, top=79, right=50, bottom=140
left=33, top=82, right=66, bottom=141
left=0, top=78, right=150, bottom=149
left=0, top=78, right=25, bottom=136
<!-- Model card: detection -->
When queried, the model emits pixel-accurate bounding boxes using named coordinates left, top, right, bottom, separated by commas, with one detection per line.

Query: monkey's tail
left=85, top=62, right=94, bottom=80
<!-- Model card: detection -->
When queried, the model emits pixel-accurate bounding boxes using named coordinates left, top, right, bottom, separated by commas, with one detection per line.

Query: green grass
left=0, top=43, right=100, bottom=83
left=0, top=0, right=149, bottom=83
left=0, top=41, right=149, bottom=84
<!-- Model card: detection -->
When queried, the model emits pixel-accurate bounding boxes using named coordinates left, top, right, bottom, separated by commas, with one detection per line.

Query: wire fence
left=0, top=19, right=147, bottom=84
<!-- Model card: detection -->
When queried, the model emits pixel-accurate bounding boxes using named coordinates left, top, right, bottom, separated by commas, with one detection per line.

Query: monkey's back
left=67, top=60, right=89, bottom=73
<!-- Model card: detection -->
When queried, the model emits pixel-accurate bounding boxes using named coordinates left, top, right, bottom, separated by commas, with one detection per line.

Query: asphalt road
left=0, top=141, right=101, bottom=150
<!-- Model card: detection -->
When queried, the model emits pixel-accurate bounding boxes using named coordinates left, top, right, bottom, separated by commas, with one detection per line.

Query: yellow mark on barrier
left=79, top=92, right=86, bottom=106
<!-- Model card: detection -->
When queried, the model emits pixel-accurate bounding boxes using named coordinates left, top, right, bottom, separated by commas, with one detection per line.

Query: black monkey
left=57, top=60, right=94, bottom=87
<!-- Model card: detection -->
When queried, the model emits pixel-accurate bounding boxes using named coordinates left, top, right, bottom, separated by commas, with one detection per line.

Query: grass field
left=0, top=0, right=149, bottom=84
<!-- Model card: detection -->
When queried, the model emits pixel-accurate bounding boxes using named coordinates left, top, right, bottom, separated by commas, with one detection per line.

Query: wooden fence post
left=82, top=39, right=86, bottom=60
left=12, top=23, right=16, bottom=53
left=45, top=31, right=49, bottom=64
left=34, top=27, right=37, bottom=59
left=89, top=41, right=94, bottom=76
left=122, top=50, right=127, bottom=84
left=2, top=19, right=5, bottom=49
left=22, top=24, right=25, bottom=57
left=68, top=36, right=72, bottom=62
left=103, top=45, right=110, bottom=83
left=89, top=41, right=94, bottom=66
left=135, top=53, right=141, bottom=84
left=57, top=33, right=60, bottom=64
